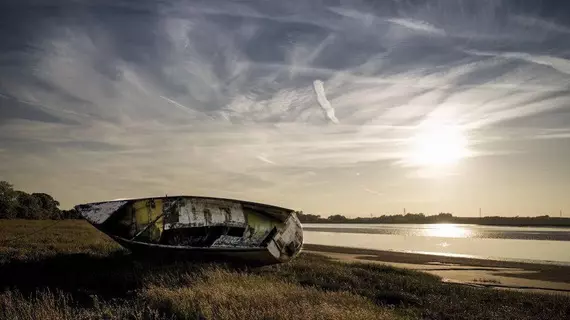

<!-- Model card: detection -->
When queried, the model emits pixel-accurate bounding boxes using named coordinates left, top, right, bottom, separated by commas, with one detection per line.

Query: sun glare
left=425, top=224, right=471, bottom=238
left=406, top=123, right=469, bottom=168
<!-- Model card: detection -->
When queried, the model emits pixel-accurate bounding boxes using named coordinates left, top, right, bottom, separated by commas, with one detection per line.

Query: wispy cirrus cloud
left=1, top=0, right=569, bottom=214
left=464, top=49, right=570, bottom=75
left=363, top=187, right=384, bottom=196
left=386, top=18, right=446, bottom=36
left=510, top=15, right=570, bottom=34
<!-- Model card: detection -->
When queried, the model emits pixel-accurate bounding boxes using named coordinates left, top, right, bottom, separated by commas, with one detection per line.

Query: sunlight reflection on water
left=423, top=224, right=474, bottom=238
left=303, top=224, right=570, bottom=264
left=302, top=223, right=570, bottom=240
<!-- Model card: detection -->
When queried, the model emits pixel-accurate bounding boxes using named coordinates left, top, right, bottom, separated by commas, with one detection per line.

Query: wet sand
left=304, top=244, right=570, bottom=295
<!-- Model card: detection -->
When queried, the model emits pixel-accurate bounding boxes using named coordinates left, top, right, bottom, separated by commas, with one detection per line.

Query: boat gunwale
left=76, top=195, right=294, bottom=213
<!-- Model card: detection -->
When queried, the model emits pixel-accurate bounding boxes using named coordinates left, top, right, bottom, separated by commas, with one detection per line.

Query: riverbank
left=304, top=244, right=570, bottom=294
left=1, top=220, right=570, bottom=319
left=297, top=213, right=570, bottom=227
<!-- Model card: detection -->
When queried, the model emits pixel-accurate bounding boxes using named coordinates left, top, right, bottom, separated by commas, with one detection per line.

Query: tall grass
left=0, top=220, right=121, bottom=264
left=0, top=290, right=165, bottom=320
left=143, top=268, right=390, bottom=320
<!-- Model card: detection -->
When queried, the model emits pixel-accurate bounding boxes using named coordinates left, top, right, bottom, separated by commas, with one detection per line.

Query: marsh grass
left=143, top=268, right=390, bottom=320
left=1, top=220, right=569, bottom=320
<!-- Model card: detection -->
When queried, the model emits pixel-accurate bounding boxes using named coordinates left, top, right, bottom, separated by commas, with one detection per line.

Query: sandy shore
left=304, top=244, right=570, bottom=295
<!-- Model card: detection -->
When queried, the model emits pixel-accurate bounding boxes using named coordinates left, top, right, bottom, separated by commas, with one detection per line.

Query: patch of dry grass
left=0, top=289, right=165, bottom=320
left=0, top=220, right=121, bottom=264
left=0, top=290, right=75, bottom=320
left=143, top=268, right=391, bottom=320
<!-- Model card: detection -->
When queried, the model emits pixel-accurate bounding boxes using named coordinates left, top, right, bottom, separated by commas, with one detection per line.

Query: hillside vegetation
left=0, top=181, right=79, bottom=220
left=297, top=211, right=570, bottom=227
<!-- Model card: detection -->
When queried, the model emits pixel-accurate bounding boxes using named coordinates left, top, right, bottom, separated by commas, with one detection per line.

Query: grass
left=1, top=220, right=569, bottom=319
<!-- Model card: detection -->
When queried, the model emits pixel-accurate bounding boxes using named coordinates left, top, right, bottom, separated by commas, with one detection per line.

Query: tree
left=296, top=211, right=325, bottom=223
left=15, top=191, right=41, bottom=219
left=0, top=181, right=65, bottom=220
left=61, top=209, right=81, bottom=219
left=0, top=181, right=17, bottom=218
left=327, top=214, right=347, bottom=222
left=31, top=193, right=61, bottom=219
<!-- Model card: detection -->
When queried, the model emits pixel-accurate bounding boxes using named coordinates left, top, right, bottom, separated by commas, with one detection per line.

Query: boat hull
left=75, top=196, right=303, bottom=266
left=112, top=236, right=281, bottom=266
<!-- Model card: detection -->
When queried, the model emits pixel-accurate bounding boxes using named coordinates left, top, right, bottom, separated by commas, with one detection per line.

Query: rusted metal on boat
left=75, top=196, right=303, bottom=265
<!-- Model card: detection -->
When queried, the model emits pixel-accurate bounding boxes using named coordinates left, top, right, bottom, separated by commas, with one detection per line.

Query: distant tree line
left=0, top=181, right=80, bottom=220
left=2, top=178, right=569, bottom=226
left=297, top=211, right=570, bottom=227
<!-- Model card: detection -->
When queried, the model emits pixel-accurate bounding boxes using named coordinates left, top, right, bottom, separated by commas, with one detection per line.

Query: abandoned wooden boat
left=75, top=196, right=303, bottom=266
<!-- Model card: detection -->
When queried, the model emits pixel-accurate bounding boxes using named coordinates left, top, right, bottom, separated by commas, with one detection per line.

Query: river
left=302, top=223, right=570, bottom=265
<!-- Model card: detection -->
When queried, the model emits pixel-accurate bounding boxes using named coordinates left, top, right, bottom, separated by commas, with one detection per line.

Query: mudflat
left=304, top=244, right=570, bottom=294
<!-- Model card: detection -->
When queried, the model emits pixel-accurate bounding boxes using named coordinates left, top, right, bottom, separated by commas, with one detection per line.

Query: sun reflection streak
left=424, top=224, right=472, bottom=238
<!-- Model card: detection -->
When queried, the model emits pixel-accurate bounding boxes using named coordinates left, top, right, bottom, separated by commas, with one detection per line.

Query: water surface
left=303, top=223, right=570, bottom=265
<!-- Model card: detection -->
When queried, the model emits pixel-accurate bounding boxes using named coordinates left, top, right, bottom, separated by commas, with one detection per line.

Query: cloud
left=535, top=132, right=570, bottom=140
left=1, top=0, right=569, bottom=209
left=464, top=50, right=570, bottom=76
left=0, top=94, right=76, bottom=124
left=313, top=80, right=339, bottom=124
left=510, top=15, right=570, bottom=34
left=159, top=95, right=202, bottom=118
left=256, top=155, right=276, bottom=165
left=363, top=187, right=383, bottom=196
left=532, top=129, right=570, bottom=140
left=386, top=18, right=446, bottom=36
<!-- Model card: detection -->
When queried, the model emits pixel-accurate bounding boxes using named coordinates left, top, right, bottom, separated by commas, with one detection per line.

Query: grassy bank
left=1, top=220, right=569, bottom=319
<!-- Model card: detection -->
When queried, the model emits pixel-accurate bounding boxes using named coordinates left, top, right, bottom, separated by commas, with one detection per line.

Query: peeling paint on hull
left=75, top=196, right=304, bottom=265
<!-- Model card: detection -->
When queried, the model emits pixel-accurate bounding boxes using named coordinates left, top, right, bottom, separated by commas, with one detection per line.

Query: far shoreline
left=301, top=221, right=570, bottom=228
left=297, top=212, right=570, bottom=228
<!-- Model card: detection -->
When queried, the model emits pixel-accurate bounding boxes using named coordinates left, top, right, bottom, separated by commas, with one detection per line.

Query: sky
left=1, top=0, right=569, bottom=217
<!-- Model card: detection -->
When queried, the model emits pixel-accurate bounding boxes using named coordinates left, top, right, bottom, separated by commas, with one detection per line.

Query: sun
left=405, top=123, right=470, bottom=168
